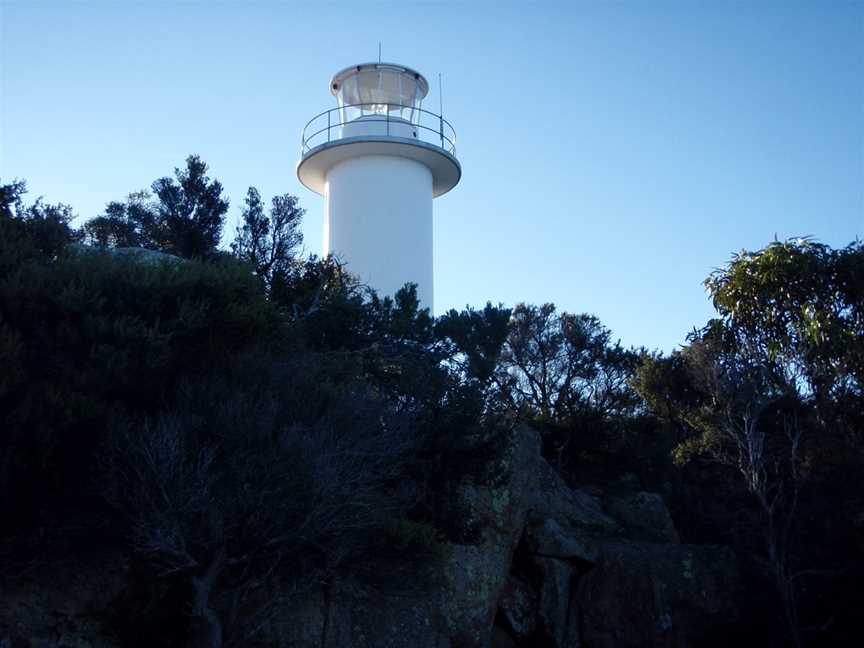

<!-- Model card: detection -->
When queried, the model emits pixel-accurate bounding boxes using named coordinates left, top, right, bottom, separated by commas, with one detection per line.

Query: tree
left=230, top=187, right=304, bottom=297
left=705, top=238, right=863, bottom=421
left=483, top=303, right=641, bottom=470
left=367, top=283, right=435, bottom=345
left=634, top=238, right=864, bottom=647
left=494, top=303, right=640, bottom=422
left=80, top=156, right=229, bottom=258
left=104, top=354, right=419, bottom=648
left=0, top=178, right=26, bottom=219
left=81, top=194, right=148, bottom=248
left=1, top=179, right=80, bottom=275
left=435, top=302, right=512, bottom=390
left=638, top=335, right=807, bottom=647
left=147, top=155, right=228, bottom=258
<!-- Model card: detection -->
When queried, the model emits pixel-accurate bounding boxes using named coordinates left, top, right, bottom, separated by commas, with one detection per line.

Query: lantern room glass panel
left=332, top=64, right=427, bottom=128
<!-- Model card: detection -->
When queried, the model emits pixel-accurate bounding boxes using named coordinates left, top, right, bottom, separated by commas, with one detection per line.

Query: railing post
left=327, top=111, right=331, bottom=143
left=440, top=113, right=444, bottom=149
left=387, top=109, right=390, bottom=137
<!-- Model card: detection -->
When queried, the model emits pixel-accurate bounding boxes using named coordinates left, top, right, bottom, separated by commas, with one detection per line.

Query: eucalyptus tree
left=634, top=238, right=864, bottom=647
left=706, top=238, right=863, bottom=419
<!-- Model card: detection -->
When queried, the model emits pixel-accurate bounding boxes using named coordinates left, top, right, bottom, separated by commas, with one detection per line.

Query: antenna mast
left=438, top=73, right=443, bottom=114
left=438, top=73, right=444, bottom=147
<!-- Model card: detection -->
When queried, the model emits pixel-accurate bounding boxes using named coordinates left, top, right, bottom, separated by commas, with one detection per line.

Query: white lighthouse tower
left=296, top=62, right=461, bottom=311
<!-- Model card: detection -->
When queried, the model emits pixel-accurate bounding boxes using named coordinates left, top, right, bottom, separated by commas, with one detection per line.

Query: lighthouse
left=296, top=62, right=461, bottom=312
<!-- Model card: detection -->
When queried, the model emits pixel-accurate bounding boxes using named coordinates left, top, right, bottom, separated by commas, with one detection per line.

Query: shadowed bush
left=0, top=245, right=281, bottom=526
left=102, top=353, right=421, bottom=647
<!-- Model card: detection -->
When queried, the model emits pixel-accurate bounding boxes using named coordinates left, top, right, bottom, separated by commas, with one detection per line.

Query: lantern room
left=330, top=62, right=429, bottom=125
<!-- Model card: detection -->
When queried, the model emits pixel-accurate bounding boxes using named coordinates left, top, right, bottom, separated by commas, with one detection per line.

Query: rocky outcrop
left=491, top=429, right=740, bottom=648
left=606, top=491, right=680, bottom=543
left=576, top=542, right=740, bottom=648
left=341, top=423, right=740, bottom=648
left=69, top=244, right=183, bottom=265
left=523, top=459, right=621, bottom=564
left=438, top=425, right=540, bottom=646
left=496, top=575, right=537, bottom=642
left=247, top=425, right=542, bottom=648
left=1, top=425, right=741, bottom=647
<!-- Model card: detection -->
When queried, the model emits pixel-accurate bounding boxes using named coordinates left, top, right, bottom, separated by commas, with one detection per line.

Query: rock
left=491, top=627, right=519, bottom=648
left=247, top=578, right=452, bottom=648
left=523, top=459, right=620, bottom=563
left=439, top=425, right=541, bottom=647
left=528, top=459, right=619, bottom=535
left=107, top=247, right=183, bottom=264
left=524, top=516, right=602, bottom=563
left=259, top=424, right=544, bottom=648
left=532, top=557, right=579, bottom=648
left=496, top=575, right=537, bottom=642
left=607, top=492, right=680, bottom=543
left=507, top=455, right=736, bottom=648
left=322, top=581, right=451, bottom=648
left=1, top=424, right=743, bottom=648
left=575, top=542, right=741, bottom=648
left=68, top=243, right=183, bottom=265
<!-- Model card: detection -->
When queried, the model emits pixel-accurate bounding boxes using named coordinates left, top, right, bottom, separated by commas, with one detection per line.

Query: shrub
left=0, top=249, right=280, bottom=525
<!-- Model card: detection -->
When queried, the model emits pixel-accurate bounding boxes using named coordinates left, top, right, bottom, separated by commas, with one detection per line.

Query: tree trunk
left=187, top=549, right=226, bottom=648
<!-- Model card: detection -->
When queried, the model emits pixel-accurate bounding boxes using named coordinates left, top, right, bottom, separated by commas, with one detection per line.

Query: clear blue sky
left=1, top=1, right=862, bottom=351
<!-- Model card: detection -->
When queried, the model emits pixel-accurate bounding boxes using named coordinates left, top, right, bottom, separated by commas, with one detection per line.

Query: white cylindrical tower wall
left=324, top=155, right=434, bottom=309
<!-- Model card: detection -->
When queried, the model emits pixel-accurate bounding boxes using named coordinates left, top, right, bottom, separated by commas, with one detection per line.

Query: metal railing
left=301, top=103, right=457, bottom=157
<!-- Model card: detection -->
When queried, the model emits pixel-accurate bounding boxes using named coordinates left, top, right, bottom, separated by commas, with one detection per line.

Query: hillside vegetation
left=1, top=158, right=862, bottom=647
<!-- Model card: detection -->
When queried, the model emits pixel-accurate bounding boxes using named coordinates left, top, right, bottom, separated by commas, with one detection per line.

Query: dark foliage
left=103, top=353, right=421, bottom=646
left=4, top=167, right=862, bottom=647
left=81, top=156, right=228, bottom=258
left=0, top=234, right=280, bottom=527
left=436, top=301, right=512, bottom=388
left=81, top=197, right=147, bottom=248
left=1, top=179, right=80, bottom=267
left=488, top=302, right=643, bottom=472
left=635, top=238, right=864, bottom=648
left=230, top=187, right=304, bottom=298
left=1, top=173, right=509, bottom=646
